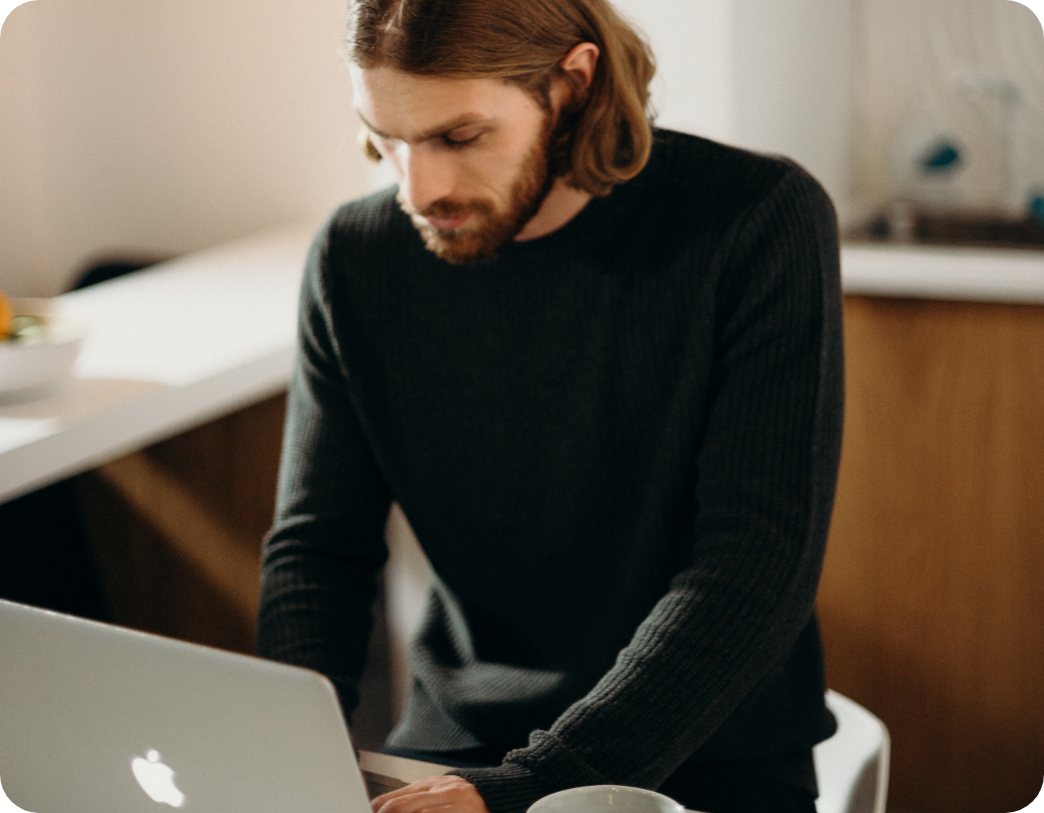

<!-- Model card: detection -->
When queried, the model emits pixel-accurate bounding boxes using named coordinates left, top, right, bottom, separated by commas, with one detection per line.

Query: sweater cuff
left=450, top=762, right=549, bottom=813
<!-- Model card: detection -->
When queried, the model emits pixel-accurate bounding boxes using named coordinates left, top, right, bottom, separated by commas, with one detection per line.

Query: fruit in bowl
left=0, top=291, right=88, bottom=397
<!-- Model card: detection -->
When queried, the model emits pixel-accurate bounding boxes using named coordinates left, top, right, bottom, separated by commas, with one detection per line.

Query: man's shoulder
left=300, top=186, right=418, bottom=306
left=644, top=128, right=826, bottom=209
left=319, top=186, right=410, bottom=249
left=635, top=129, right=835, bottom=243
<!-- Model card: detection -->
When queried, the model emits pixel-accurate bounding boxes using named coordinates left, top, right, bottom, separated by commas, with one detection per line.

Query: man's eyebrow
left=358, top=112, right=496, bottom=142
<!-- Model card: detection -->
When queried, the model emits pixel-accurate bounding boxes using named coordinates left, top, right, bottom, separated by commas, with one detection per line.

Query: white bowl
left=527, top=785, right=686, bottom=813
left=0, top=298, right=88, bottom=397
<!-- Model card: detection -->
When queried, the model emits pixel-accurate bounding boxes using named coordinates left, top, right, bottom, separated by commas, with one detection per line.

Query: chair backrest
left=813, top=690, right=891, bottom=813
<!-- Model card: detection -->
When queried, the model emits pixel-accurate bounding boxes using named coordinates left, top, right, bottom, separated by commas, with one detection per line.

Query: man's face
left=350, top=66, right=556, bottom=264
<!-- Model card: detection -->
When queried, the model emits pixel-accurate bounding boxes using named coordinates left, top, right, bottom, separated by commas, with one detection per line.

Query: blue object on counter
left=920, top=141, right=962, bottom=173
left=1029, top=193, right=1044, bottom=227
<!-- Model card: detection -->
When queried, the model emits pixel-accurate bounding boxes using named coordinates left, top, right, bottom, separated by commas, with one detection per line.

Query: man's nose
left=399, top=146, right=456, bottom=213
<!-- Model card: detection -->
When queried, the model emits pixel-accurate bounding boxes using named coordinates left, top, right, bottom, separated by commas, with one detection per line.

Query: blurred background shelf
left=849, top=208, right=1044, bottom=250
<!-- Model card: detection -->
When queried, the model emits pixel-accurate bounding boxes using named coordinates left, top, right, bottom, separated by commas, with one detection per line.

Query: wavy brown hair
left=347, top=0, right=656, bottom=197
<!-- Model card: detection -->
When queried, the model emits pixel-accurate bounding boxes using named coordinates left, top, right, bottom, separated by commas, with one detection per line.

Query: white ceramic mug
left=527, top=785, right=686, bottom=813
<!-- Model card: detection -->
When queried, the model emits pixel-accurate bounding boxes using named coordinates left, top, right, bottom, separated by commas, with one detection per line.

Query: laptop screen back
left=0, top=598, right=370, bottom=813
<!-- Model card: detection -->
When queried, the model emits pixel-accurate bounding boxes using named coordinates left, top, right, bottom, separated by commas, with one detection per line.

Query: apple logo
left=131, top=750, right=186, bottom=808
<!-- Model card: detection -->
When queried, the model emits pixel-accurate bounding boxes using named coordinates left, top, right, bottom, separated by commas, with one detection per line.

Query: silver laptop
left=0, top=597, right=375, bottom=813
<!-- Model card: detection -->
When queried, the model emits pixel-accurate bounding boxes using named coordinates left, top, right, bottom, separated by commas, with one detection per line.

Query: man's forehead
left=350, top=65, right=527, bottom=140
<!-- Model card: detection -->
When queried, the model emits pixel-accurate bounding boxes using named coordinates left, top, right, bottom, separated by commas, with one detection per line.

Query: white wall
left=852, top=0, right=1044, bottom=214
left=613, top=0, right=857, bottom=221
left=731, top=0, right=855, bottom=217
left=612, top=0, right=737, bottom=143
left=0, top=5, right=51, bottom=297
left=0, top=0, right=371, bottom=297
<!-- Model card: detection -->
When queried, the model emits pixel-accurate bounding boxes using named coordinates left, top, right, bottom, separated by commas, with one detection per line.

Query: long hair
left=348, top=0, right=656, bottom=197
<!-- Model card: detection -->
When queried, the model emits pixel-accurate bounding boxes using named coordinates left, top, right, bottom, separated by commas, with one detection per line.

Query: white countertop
left=1, top=229, right=1042, bottom=505
left=842, top=242, right=1044, bottom=304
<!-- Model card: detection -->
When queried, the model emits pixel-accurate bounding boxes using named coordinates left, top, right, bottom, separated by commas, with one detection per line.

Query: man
left=257, top=1, right=844, bottom=812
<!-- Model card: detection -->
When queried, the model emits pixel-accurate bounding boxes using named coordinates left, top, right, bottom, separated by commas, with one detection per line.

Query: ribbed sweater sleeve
left=256, top=220, right=394, bottom=718
left=451, top=168, right=844, bottom=813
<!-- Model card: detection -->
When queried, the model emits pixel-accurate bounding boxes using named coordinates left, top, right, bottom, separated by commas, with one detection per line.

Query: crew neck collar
left=496, top=181, right=624, bottom=260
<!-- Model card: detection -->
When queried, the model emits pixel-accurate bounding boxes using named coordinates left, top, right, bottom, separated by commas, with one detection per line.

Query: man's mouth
left=424, top=213, right=472, bottom=231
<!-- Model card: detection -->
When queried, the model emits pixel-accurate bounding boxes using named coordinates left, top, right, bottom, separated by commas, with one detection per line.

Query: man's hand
left=371, top=775, right=492, bottom=813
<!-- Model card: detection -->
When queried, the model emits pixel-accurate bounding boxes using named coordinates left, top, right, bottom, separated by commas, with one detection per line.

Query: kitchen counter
left=0, top=220, right=318, bottom=504
left=841, top=242, right=1044, bottom=304
left=2, top=228, right=1042, bottom=506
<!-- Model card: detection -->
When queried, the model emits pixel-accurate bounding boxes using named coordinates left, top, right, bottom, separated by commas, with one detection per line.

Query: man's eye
left=444, top=132, right=481, bottom=148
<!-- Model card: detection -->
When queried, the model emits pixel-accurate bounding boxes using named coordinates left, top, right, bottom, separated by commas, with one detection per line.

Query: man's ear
left=551, top=42, right=600, bottom=114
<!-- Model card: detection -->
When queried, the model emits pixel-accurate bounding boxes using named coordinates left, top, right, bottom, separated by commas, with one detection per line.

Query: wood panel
left=75, top=394, right=287, bottom=653
left=819, top=296, right=1044, bottom=813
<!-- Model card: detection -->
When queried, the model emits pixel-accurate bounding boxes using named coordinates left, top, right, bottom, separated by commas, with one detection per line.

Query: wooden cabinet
left=819, top=295, right=1044, bottom=813
left=75, top=395, right=285, bottom=653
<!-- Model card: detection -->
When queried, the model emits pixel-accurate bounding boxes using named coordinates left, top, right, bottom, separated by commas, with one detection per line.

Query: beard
left=397, top=115, right=556, bottom=265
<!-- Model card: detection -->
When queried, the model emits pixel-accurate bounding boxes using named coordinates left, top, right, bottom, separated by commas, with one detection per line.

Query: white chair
left=813, top=690, right=891, bottom=813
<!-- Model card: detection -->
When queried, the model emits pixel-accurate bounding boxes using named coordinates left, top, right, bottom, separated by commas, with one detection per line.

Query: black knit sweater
left=257, top=129, right=843, bottom=813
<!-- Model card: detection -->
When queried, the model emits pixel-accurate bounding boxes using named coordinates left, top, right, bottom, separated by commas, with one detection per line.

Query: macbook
left=0, top=597, right=377, bottom=813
